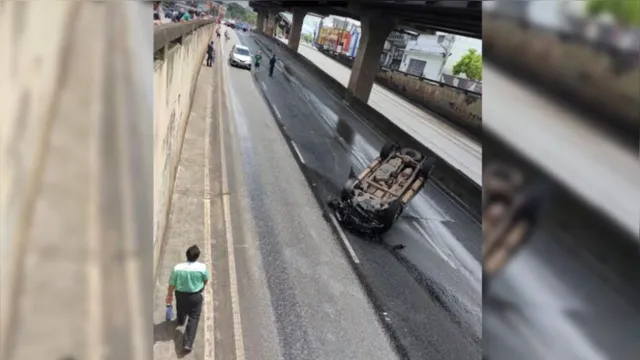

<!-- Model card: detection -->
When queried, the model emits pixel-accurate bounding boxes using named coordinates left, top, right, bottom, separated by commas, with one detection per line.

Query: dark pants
left=206, top=54, right=213, bottom=67
left=269, top=65, right=275, bottom=77
left=175, top=290, right=203, bottom=347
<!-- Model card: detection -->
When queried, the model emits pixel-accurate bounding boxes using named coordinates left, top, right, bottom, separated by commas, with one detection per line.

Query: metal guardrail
left=153, top=19, right=215, bottom=53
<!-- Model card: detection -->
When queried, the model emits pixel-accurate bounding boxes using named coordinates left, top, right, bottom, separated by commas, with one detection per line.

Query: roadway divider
left=252, top=32, right=481, bottom=220
left=153, top=20, right=215, bottom=280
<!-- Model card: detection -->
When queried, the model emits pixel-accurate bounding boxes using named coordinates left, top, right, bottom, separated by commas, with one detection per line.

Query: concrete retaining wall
left=316, top=47, right=482, bottom=139
left=484, top=15, right=638, bottom=134
left=153, top=23, right=214, bottom=251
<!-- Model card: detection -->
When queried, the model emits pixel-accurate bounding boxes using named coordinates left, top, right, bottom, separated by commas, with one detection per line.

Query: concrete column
left=265, top=8, right=278, bottom=37
left=257, top=10, right=266, bottom=33
left=287, top=9, right=306, bottom=52
left=346, top=14, right=394, bottom=103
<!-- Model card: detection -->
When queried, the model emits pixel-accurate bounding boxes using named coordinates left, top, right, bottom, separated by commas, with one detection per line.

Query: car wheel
left=380, top=200, right=403, bottom=231
left=340, top=178, right=358, bottom=201
left=420, top=158, right=436, bottom=180
left=380, top=142, right=397, bottom=159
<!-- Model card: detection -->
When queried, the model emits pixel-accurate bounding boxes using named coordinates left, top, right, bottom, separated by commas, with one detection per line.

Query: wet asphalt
left=230, top=30, right=482, bottom=360
left=482, top=139, right=640, bottom=360
left=484, top=225, right=640, bottom=360
left=219, top=34, right=398, bottom=360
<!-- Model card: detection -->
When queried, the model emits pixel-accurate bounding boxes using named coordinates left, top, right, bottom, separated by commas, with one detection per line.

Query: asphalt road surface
left=484, top=208, right=640, bottom=360
left=216, top=33, right=399, bottom=360
left=277, top=37, right=482, bottom=186
left=227, top=28, right=481, bottom=360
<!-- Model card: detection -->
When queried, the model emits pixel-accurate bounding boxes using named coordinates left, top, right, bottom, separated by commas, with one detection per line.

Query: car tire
left=420, top=158, right=436, bottom=180
left=380, top=200, right=403, bottom=231
left=380, top=142, right=397, bottom=159
left=340, top=178, right=358, bottom=201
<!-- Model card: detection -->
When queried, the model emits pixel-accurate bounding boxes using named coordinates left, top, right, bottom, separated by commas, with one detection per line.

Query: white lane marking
left=218, top=39, right=246, bottom=360
left=260, top=80, right=267, bottom=91
left=272, top=104, right=281, bottom=120
left=290, top=141, right=305, bottom=164
left=416, top=226, right=458, bottom=270
left=329, top=214, right=360, bottom=264
left=202, top=64, right=215, bottom=360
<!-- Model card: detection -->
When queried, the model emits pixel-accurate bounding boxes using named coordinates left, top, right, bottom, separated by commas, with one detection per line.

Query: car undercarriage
left=330, top=143, right=436, bottom=237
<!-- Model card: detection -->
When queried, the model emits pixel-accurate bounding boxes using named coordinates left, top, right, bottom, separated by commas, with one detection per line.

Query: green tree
left=452, top=48, right=482, bottom=81
left=245, top=11, right=257, bottom=25
left=586, top=0, right=640, bottom=26
left=226, top=2, right=245, bottom=21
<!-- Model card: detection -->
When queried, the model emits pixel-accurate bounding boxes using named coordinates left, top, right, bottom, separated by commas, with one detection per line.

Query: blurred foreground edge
left=0, top=2, right=152, bottom=360
left=482, top=6, right=639, bottom=360
left=484, top=9, right=639, bottom=145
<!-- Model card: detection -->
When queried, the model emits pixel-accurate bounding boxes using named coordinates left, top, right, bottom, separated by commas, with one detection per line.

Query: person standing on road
left=253, top=50, right=263, bottom=74
left=206, top=41, right=214, bottom=67
left=165, top=245, right=210, bottom=353
left=268, top=54, right=276, bottom=77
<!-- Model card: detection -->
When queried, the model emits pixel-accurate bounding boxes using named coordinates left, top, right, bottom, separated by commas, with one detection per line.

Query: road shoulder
left=153, top=60, right=216, bottom=360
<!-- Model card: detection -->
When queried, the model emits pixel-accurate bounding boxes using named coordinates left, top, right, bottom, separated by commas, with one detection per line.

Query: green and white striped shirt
left=169, top=261, right=210, bottom=293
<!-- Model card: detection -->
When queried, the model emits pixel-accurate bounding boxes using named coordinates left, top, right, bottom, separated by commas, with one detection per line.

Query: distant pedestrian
left=268, top=54, right=276, bottom=77
left=206, top=41, right=214, bottom=67
left=165, top=245, right=210, bottom=353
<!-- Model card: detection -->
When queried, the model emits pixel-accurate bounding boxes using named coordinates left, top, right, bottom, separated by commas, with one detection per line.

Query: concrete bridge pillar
left=347, top=14, right=394, bottom=103
left=265, top=8, right=278, bottom=37
left=257, top=10, right=266, bottom=33
left=287, top=9, right=307, bottom=52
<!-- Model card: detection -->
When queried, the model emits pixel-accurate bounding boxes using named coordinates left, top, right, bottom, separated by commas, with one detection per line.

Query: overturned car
left=329, top=143, right=436, bottom=235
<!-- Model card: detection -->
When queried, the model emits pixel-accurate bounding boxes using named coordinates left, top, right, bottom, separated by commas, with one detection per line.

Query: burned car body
left=329, top=143, right=436, bottom=235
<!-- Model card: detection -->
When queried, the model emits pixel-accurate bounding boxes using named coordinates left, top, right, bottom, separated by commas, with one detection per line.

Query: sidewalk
left=153, top=60, right=214, bottom=360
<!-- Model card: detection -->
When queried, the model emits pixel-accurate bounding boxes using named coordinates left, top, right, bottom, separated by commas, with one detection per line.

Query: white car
left=228, top=45, right=252, bottom=70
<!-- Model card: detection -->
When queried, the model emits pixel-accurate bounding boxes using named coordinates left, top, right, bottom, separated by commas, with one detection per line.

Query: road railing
left=154, top=19, right=216, bottom=53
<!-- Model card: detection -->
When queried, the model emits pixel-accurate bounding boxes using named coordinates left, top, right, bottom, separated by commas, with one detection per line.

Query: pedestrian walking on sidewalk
left=206, top=41, right=214, bottom=67
left=268, top=54, right=276, bottom=77
left=165, top=245, right=210, bottom=353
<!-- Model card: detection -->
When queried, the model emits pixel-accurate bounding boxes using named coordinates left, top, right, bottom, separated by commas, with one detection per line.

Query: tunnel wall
left=153, top=23, right=214, bottom=255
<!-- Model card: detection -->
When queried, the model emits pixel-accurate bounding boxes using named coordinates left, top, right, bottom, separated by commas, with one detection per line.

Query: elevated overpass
left=249, top=0, right=480, bottom=103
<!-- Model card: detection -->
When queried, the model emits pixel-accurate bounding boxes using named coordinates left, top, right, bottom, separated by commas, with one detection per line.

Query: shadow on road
left=153, top=321, right=187, bottom=359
